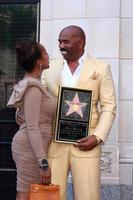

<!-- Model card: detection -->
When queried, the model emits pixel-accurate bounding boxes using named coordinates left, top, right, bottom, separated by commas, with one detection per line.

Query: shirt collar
left=78, top=52, right=86, bottom=65
left=63, top=52, right=86, bottom=66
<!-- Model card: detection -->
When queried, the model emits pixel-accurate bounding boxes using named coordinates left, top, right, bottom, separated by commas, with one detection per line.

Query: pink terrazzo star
left=65, top=92, right=87, bottom=118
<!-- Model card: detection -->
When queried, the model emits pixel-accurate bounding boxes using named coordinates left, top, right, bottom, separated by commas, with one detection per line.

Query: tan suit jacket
left=41, top=55, right=116, bottom=158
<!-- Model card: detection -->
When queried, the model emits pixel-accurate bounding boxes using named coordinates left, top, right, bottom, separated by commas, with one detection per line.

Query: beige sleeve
left=24, top=86, right=46, bottom=165
left=93, top=65, right=116, bottom=141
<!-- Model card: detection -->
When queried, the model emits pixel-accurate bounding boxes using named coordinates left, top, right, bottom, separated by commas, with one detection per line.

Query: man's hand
left=74, top=135, right=98, bottom=151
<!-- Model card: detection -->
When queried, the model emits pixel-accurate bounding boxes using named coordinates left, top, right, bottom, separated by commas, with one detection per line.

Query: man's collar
left=63, top=52, right=87, bottom=65
left=78, top=52, right=86, bottom=65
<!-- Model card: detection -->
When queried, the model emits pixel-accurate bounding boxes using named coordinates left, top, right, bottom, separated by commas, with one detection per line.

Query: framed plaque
left=54, top=86, right=93, bottom=144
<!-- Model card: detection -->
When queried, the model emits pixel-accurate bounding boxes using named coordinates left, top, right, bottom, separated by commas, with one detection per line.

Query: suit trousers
left=48, top=144, right=101, bottom=200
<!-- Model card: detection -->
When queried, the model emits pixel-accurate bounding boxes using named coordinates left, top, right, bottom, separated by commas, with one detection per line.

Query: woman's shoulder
left=7, top=77, right=46, bottom=108
left=23, top=77, right=45, bottom=91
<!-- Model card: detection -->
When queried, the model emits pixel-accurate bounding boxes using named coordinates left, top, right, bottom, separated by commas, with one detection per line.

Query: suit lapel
left=76, top=55, right=97, bottom=88
left=53, top=55, right=98, bottom=90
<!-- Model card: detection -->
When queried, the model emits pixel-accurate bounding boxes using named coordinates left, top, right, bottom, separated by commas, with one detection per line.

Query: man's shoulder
left=41, top=58, right=63, bottom=78
left=43, top=58, right=63, bottom=74
left=50, top=58, right=63, bottom=68
left=85, top=55, right=109, bottom=70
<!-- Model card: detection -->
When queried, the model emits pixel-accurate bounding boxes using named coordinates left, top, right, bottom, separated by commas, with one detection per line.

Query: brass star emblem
left=65, top=92, right=87, bottom=118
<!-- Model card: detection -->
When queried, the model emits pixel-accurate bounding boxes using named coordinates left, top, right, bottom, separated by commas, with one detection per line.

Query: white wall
left=119, top=0, right=133, bottom=185
left=40, top=0, right=133, bottom=185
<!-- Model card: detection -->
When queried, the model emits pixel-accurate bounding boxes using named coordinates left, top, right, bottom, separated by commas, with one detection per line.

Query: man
left=41, top=25, right=116, bottom=200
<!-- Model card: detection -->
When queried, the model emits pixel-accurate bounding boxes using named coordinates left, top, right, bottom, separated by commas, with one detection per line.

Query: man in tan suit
left=41, top=25, right=116, bottom=200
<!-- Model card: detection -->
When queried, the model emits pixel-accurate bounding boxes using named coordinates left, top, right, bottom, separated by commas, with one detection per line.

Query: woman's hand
left=40, top=166, right=51, bottom=185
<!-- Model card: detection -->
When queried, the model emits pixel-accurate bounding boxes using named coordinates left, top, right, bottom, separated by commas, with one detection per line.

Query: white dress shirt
left=61, top=54, right=86, bottom=87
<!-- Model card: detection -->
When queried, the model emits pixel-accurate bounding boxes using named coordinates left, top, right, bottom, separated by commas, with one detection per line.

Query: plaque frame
left=54, top=86, right=93, bottom=144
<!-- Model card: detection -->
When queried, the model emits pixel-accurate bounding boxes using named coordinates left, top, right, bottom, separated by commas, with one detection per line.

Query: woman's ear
left=37, top=59, right=40, bottom=66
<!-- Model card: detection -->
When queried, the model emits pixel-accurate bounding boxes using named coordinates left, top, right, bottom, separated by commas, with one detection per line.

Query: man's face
left=58, top=30, right=82, bottom=62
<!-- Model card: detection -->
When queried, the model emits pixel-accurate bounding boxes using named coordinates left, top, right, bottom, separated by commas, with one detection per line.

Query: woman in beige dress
left=7, top=42, right=56, bottom=200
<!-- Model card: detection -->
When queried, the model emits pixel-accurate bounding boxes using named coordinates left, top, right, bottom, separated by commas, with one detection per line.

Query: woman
left=7, top=42, right=56, bottom=200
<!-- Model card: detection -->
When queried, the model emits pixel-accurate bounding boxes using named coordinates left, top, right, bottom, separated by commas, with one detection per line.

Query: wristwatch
left=40, top=159, right=49, bottom=171
left=93, top=135, right=102, bottom=145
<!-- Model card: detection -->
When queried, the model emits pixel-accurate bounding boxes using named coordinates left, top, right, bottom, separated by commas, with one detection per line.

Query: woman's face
left=39, top=46, right=49, bottom=70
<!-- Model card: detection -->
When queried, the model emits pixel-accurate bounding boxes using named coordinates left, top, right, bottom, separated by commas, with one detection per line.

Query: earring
left=39, top=63, right=42, bottom=69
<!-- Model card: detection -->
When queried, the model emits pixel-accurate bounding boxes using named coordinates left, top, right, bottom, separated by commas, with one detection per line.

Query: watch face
left=40, top=159, right=48, bottom=171
left=42, top=159, right=48, bottom=165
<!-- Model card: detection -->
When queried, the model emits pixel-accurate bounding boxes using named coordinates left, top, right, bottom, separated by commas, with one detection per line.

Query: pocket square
left=90, top=71, right=99, bottom=80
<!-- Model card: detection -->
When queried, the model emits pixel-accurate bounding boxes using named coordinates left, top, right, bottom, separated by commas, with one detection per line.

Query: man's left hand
left=74, top=135, right=98, bottom=151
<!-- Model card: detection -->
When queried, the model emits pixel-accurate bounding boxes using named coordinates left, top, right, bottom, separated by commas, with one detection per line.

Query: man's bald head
left=60, top=25, right=86, bottom=46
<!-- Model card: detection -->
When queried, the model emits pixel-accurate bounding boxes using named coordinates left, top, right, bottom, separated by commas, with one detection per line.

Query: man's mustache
left=60, top=48, right=69, bottom=53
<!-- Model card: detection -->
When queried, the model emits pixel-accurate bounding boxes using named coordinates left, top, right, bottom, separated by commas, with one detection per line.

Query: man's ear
left=79, top=39, right=84, bottom=49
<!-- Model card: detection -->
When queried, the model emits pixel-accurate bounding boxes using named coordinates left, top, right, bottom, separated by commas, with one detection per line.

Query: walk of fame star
left=65, top=92, right=87, bottom=118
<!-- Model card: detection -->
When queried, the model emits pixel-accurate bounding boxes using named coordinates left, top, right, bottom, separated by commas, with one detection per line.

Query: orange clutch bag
left=29, top=183, right=60, bottom=200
